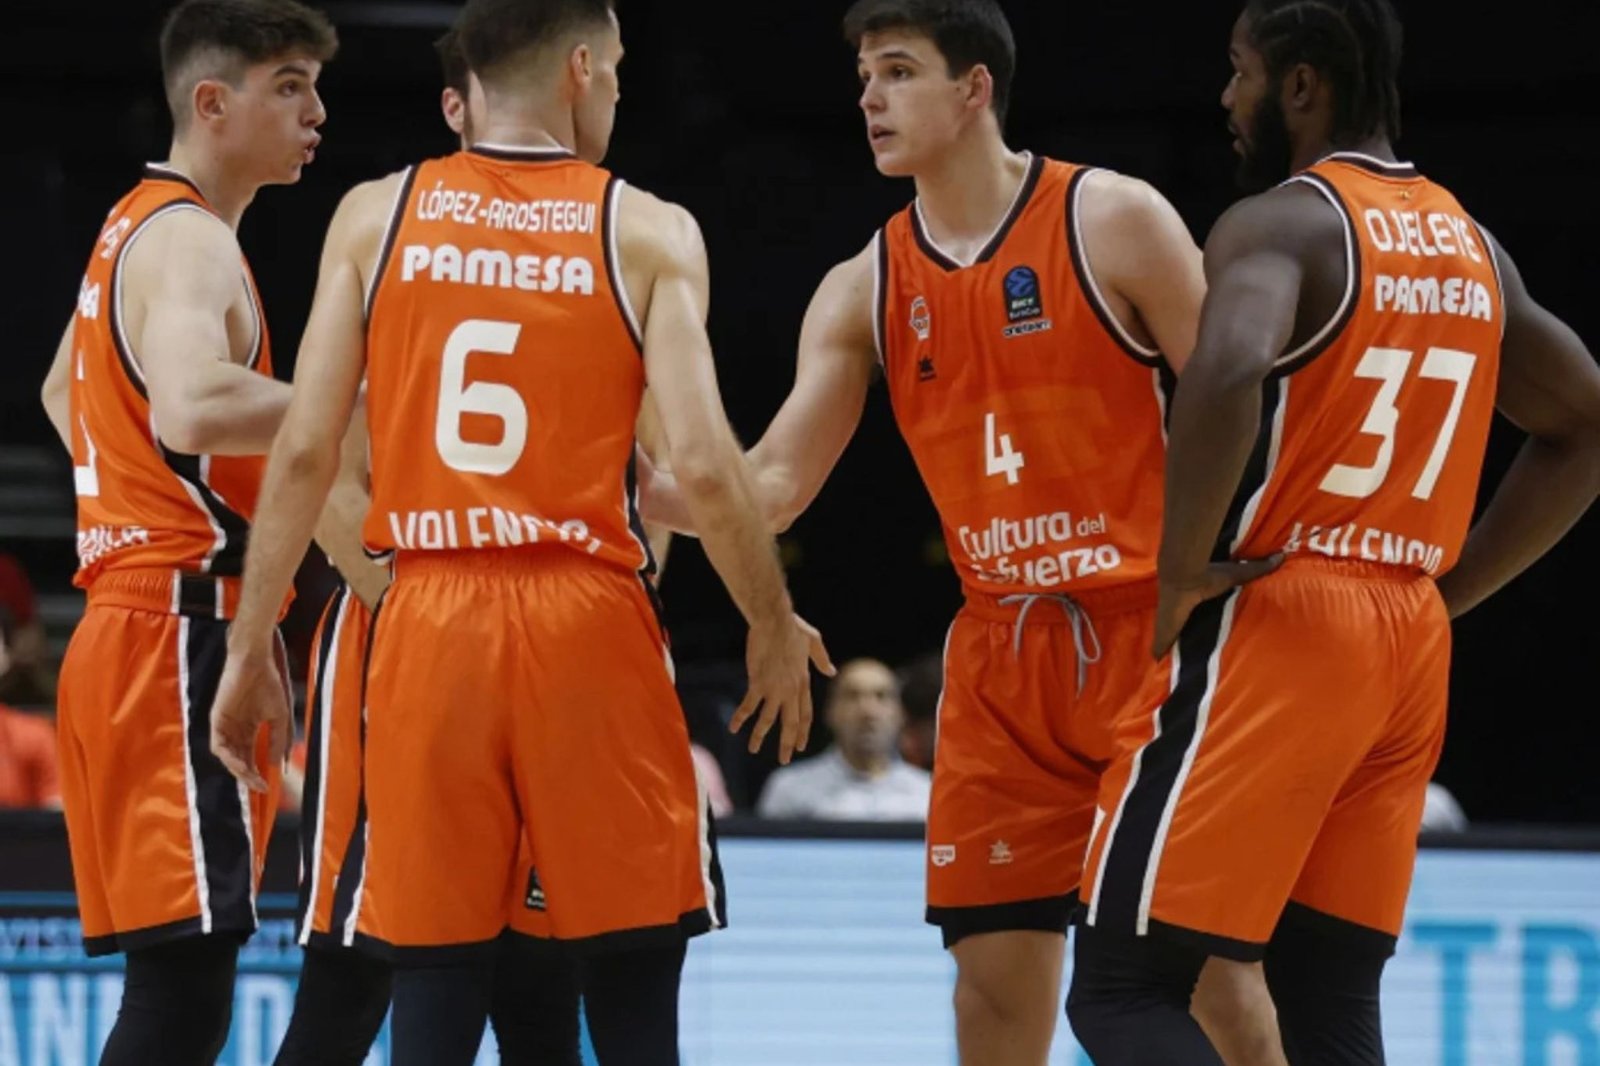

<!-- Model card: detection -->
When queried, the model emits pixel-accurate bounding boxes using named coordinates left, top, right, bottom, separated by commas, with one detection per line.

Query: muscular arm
left=131, top=211, right=291, bottom=456
left=41, top=320, right=73, bottom=451
left=1159, top=189, right=1339, bottom=587
left=1081, top=172, right=1207, bottom=371
left=228, top=179, right=391, bottom=652
left=311, top=398, right=390, bottom=610
left=622, top=186, right=793, bottom=629
left=747, top=248, right=878, bottom=531
left=634, top=391, right=675, bottom=577
left=1433, top=235, right=1600, bottom=617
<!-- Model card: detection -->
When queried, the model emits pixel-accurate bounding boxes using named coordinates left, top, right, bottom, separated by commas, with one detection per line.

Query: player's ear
left=193, top=78, right=228, bottom=126
left=963, top=63, right=995, bottom=115
left=1283, top=62, right=1318, bottom=115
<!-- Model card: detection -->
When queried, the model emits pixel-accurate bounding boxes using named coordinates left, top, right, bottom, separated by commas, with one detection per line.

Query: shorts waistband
left=87, top=568, right=240, bottom=620
left=960, top=580, right=1157, bottom=625
left=392, top=546, right=633, bottom=579
left=1273, top=555, right=1434, bottom=584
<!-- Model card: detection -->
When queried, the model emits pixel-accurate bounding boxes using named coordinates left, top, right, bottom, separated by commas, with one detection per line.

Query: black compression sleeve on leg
left=1265, top=903, right=1391, bottom=1066
left=273, top=945, right=394, bottom=1066
left=1065, top=922, right=1225, bottom=1066
left=488, top=935, right=581, bottom=1066
left=579, top=942, right=687, bottom=1066
left=99, top=935, right=240, bottom=1066
left=390, top=962, right=494, bottom=1066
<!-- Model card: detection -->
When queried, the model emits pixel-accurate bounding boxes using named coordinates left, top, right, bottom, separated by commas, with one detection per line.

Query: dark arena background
left=1, top=1, right=1596, bottom=1063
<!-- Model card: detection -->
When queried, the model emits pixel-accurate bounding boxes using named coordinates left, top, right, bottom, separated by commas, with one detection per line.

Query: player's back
left=363, top=146, right=650, bottom=574
left=1231, top=153, right=1504, bottom=575
left=877, top=156, right=1172, bottom=598
left=70, top=166, right=273, bottom=587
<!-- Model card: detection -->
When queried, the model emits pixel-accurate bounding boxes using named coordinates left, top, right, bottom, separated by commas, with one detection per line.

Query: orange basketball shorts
left=56, top=568, right=284, bottom=956
left=925, top=581, right=1169, bottom=946
left=1081, top=558, right=1449, bottom=959
left=351, top=548, right=722, bottom=961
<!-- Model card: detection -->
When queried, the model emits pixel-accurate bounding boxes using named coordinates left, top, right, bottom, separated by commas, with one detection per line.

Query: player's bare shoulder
left=328, top=170, right=411, bottom=292
left=805, top=239, right=877, bottom=354
left=613, top=183, right=708, bottom=322
left=1206, top=179, right=1346, bottom=266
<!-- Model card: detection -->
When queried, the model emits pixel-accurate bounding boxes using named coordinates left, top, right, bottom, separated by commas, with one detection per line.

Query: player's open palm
left=1153, top=555, right=1284, bottom=659
left=210, top=646, right=290, bottom=794
left=732, top=613, right=836, bottom=764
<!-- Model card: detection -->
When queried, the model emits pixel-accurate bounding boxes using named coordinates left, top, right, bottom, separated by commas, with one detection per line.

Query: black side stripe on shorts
left=181, top=616, right=255, bottom=933
left=1090, top=591, right=1236, bottom=936
left=329, top=590, right=384, bottom=943
left=296, top=585, right=349, bottom=936
left=1211, top=378, right=1285, bottom=559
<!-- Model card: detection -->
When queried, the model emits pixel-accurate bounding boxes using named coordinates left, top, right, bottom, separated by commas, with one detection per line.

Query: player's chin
left=871, top=149, right=916, bottom=178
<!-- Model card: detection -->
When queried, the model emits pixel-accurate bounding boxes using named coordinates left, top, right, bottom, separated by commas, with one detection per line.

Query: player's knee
left=1191, top=961, right=1286, bottom=1066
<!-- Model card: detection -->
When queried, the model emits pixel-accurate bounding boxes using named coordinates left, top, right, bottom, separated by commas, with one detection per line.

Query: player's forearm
left=229, top=435, right=342, bottom=651
left=313, top=478, right=389, bottom=611
left=41, top=323, right=73, bottom=452
left=154, top=365, right=291, bottom=456
left=676, top=446, right=792, bottom=628
left=1159, top=365, right=1264, bottom=583
left=1436, top=434, right=1600, bottom=618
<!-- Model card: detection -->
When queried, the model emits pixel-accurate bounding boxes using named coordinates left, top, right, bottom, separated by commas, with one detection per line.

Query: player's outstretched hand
left=210, top=645, right=291, bottom=793
left=731, top=612, right=836, bottom=764
left=1153, top=555, right=1284, bottom=659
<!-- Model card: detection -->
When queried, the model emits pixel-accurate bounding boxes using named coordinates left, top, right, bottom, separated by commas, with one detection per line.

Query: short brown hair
left=159, top=0, right=338, bottom=126
left=455, top=0, right=613, bottom=88
left=433, top=27, right=470, bottom=95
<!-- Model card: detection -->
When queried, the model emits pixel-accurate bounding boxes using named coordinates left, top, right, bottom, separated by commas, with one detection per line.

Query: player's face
left=857, top=30, right=972, bottom=177
left=826, top=662, right=905, bottom=763
left=219, top=54, right=326, bottom=185
left=572, top=14, right=623, bottom=164
left=1223, top=12, right=1292, bottom=191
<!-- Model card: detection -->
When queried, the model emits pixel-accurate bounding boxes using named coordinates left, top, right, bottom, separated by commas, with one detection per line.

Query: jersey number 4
left=985, top=412, right=1025, bottom=485
left=435, top=319, right=527, bottom=476
left=1320, top=345, right=1476, bottom=501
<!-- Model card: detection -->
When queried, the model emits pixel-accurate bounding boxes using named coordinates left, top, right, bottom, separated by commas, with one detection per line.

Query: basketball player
left=273, top=30, right=591, bottom=1065
left=212, top=2, right=826, bottom=1064
left=641, top=2, right=1285, bottom=1063
left=38, top=1, right=333, bottom=1063
left=1067, top=2, right=1600, bottom=1063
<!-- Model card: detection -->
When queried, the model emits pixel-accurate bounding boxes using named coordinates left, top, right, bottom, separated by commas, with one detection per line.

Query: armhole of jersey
left=242, top=270, right=264, bottom=371
left=1065, top=168, right=1164, bottom=368
left=871, top=229, right=888, bottom=371
left=110, top=199, right=206, bottom=400
left=1476, top=220, right=1508, bottom=341
left=603, top=175, right=644, bottom=354
left=364, top=165, right=417, bottom=322
left=1271, top=174, right=1360, bottom=376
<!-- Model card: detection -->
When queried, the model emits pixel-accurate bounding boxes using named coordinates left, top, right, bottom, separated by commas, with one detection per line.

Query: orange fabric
left=70, top=167, right=274, bottom=587
left=56, top=605, right=280, bottom=953
left=355, top=548, right=715, bottom=951
left=362, top=149, right=650, bottom=575
left=296, top=586, right=372, bottom=944
left=1082, top=559, right=1448, bottom=954
left=925, top=583, right=1166, bottom=911
left=1232, top=156, right=1504, bottom=574
left=879, top=156, right=1171, bottom=598
left=0, top=706, right=60, bottom=808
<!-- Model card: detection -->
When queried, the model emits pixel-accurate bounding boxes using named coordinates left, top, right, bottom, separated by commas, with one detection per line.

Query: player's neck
left=1295, top=133, right=1397, bottom=174
left=474, top=106, right=574, bottom=155
left=162, top=143, right=254, bottom=229
left=912, top=135, right=1031, bottom=261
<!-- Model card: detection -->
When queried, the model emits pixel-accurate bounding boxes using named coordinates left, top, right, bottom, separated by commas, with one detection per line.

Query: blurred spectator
left=0, top=553, right=53, bottom=703
left=758, top=658, right=931, bottom=821
left=897, top=651, right=943, bottom=772
left=0, top=630, right=60, bottom=808
left=1421, top=781, right=1468, bottom=833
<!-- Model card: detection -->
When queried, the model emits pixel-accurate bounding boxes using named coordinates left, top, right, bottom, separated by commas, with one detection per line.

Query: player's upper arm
left=1081, top=172, right=1206, bottom=372
left=746, top=243, right=876, bottom=524
left=618, top=185, right=733, bottom=485
left=279, top=176, right=399, bottom=457
left=130, top=210, right=251, bottom=440
left=1187, top=187, right=1337, bottom=387
left=1484, top=230, right=1600, bottom=444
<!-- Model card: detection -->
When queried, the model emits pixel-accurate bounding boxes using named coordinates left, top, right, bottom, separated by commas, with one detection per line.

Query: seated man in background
left=759, top=658, right=931, bottom=821
left=0, top=629, right=62, bottom=809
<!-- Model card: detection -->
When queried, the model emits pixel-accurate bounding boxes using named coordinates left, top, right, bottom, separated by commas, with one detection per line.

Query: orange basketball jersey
left=70, top=166, right=273, bottom=587
left=363, top=147, right=651, bottom=574
left=877, top=156, right=1172, bottom=597
left=1227, top=153, right=1504, bottom=574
